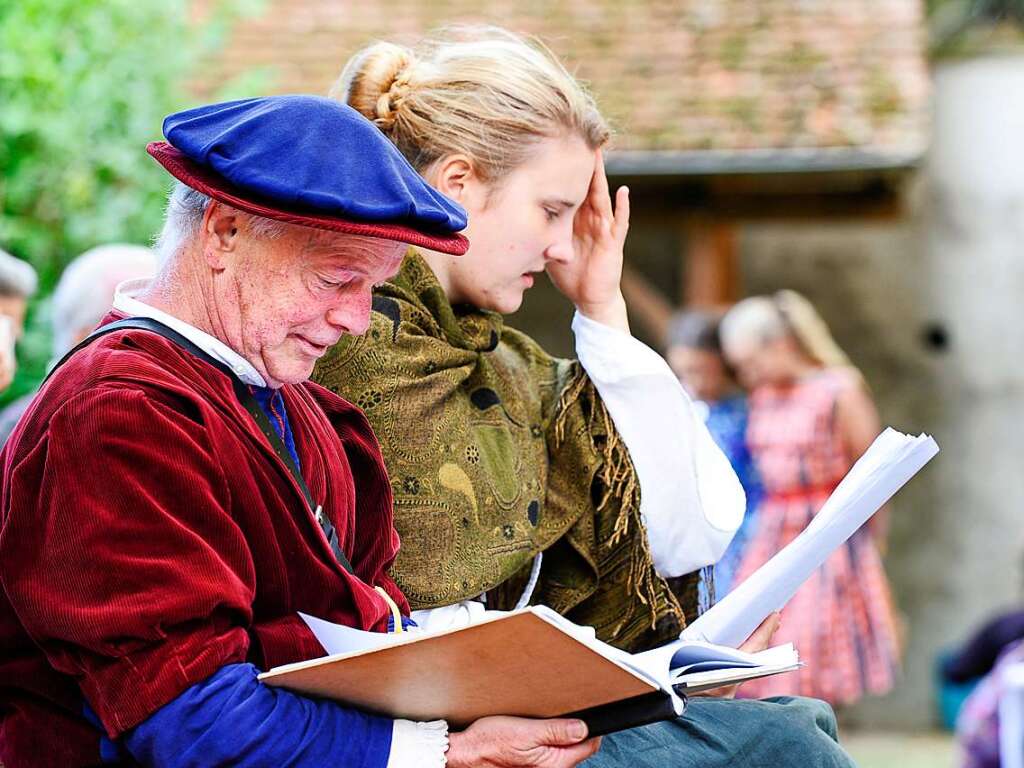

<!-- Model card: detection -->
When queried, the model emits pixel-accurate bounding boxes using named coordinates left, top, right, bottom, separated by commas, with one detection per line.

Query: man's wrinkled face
left=219, top=219, right=406, bottom=388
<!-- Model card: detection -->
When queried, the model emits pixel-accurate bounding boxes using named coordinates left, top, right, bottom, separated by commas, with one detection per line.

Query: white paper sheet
left=682, top=428, right=939, bottom=648
left=298, top=612, right=406, bottom=655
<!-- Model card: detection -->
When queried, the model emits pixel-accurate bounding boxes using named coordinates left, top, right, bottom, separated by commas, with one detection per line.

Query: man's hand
left=446, top=716, right=602, bottom=768
left=691, top=612, right=782, bottom=699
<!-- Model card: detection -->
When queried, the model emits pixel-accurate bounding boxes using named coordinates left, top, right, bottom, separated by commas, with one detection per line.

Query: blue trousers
left=583, top=696, right=857, bottom=767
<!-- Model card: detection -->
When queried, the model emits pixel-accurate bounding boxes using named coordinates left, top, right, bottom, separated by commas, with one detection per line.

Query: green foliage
left=0, top=0, right=268, bottom=402
left=928, top=0, right=1024, bottom=56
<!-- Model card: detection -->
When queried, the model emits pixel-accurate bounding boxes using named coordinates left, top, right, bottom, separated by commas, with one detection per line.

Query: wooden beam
left=621, top=264, right=675, bottom=347
left=683, top=219, right=740, bottom=308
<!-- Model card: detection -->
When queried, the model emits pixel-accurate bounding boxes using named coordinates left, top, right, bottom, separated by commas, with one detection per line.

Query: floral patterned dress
left=735, top=370, right=901, bottom=705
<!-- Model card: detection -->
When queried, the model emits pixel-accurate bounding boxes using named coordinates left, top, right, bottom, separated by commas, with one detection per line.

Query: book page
left=682, top=429, right=939, bottom=648
left=299, top=612, right=407, bottom=655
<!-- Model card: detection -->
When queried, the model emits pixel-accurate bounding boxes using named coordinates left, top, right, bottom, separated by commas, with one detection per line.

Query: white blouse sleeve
left=409, top=601, right=497, bottom=632
left=385, top=719, right=449, bottom=768
left=571, top=311, right=745, bottom=577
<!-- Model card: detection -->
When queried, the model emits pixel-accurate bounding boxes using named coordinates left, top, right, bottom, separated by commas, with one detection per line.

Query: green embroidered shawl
left=313, top=252, right=696, bottom=651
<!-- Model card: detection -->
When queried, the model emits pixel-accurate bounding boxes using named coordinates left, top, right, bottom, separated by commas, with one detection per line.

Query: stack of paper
left=682, top=428, right=939, bottom=648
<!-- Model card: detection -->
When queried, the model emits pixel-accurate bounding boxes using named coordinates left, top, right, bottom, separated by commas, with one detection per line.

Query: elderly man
left=0, top=96, right=600, bottom=768
left=0, top=244, right=157, bottom=445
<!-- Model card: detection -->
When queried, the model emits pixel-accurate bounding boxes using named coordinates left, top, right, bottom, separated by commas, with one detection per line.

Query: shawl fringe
left=553, top=365, right=661, bottom=631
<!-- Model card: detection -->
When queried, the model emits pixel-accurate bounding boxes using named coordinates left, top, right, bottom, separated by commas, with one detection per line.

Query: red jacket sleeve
left=0, top=386, right=254, bottom=737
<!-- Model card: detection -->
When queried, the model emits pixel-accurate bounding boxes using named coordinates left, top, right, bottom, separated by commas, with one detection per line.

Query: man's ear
left=201, top=202, right=240, bottom=270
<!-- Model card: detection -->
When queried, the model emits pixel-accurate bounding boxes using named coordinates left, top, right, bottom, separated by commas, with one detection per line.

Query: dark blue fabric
left=118, top=663, right=392, bottom=768
left=163, top=95, right=467, bottom=233
left=703, top=395, right=763, bottom=598
left=387, top=613, right=419, bottom=632
left=249, top=385, right=301, bottom=470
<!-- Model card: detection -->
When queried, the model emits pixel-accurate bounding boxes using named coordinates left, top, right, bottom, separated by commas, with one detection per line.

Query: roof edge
left=604, top=145, right=927, bottom=176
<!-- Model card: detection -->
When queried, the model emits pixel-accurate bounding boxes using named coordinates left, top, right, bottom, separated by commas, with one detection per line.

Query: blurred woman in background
left=665, top=309, right=762, bottom=600
left=720, top=289, right=900, bottom=706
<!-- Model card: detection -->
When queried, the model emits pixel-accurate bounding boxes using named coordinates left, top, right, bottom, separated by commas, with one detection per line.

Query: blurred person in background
left=720, top=289, right=900, bottom=706
left=0, top=248, right=38, bottom=394
left=0, top=244, right=158, bottom=445
left=954, top=638, right=1024, bottom=768
left=664, top=309, right=762, bottom=600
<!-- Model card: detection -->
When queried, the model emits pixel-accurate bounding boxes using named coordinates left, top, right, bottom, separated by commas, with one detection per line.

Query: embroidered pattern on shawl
left=313, top=251, right=696, bottom=650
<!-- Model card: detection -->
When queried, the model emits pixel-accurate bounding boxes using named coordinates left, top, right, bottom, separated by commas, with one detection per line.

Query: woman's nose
left=544, top=230, right=575, bottom=265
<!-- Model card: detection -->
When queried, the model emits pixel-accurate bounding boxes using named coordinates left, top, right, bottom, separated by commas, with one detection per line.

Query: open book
left=260, top=427, right=937, bottom=735
left=259, top=605, right=799, bottom=736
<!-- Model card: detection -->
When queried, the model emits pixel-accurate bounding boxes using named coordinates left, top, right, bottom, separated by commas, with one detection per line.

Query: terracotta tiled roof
left=201, top=0, right=930, bottom=156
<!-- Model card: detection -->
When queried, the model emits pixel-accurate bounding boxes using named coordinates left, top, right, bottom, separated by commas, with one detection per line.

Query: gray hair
left=665, top=309, right=724, bottom=354
left=51, top=244, right=158, bottom=355
left=153, top=182, right=288, bottom=262
left=0, top=248, right=38, bottom=299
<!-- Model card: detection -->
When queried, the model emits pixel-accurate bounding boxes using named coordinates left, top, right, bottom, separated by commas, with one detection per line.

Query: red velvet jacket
left=0, top=319, right=408, bottom=767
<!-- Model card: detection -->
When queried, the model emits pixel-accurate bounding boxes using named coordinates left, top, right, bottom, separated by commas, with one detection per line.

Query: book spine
left=561, top=692, right=685, bottom=737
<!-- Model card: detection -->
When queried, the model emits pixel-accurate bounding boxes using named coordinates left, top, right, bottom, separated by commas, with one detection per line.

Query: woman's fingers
left=739, top=612, right=782, bottom=654
left=589, top=150, right=614, bottom=221
left=612, top=185, right=630, bottom=245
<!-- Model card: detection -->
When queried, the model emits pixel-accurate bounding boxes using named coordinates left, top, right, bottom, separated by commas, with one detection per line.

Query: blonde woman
left=720, top=290, right=901, bottom=706
left=314, top=28, right=856, bottom=767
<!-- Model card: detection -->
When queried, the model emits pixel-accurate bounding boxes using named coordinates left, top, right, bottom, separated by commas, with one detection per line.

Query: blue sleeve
left=119, top=663, right=394, bottom=768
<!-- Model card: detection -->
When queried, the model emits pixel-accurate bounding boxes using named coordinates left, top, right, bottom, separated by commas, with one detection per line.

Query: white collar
left=112, top=278, right=268, bottom=387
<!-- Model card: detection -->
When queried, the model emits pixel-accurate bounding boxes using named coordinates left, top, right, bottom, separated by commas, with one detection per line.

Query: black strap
left=47, top=317, right=355, bottom=575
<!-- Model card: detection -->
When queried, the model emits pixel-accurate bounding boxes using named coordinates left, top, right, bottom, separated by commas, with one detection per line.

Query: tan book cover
left=259, top=610, right=662, bottom=729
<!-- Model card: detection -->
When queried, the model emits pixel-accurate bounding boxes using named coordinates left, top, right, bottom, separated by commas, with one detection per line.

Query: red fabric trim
left=765, top=483, right=838, bottom=503
left=147, top=142, right=469, bottom=256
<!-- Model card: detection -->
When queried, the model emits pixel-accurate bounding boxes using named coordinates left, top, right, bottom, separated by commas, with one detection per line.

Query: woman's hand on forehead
left=546, top=150, right=631, bottom=332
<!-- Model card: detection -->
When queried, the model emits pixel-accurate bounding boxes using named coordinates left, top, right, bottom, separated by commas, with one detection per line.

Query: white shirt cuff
left=385, top=719, right=449, bottom=768
left=572, top=311, right=745, bottom=576
left=411, top=601, right=492, bottom=632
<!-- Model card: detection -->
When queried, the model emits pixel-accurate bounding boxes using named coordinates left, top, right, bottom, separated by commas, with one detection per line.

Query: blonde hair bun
left=332, top=41, right=417, bottom=132
left=332, top=26, right=610, bottom=183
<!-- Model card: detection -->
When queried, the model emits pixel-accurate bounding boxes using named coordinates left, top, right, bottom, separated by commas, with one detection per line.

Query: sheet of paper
left=682, top=428, right=939, bottom=648
left=298, top=612, right=406, bottom=656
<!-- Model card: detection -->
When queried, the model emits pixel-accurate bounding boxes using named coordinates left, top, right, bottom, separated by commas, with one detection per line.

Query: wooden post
left=620, top=265, right=675, bottom=345
left=683, top=218, right=739, bottom=309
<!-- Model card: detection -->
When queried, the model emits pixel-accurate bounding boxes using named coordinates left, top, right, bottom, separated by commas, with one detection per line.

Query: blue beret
left=148, top=95, right=468, bottom=255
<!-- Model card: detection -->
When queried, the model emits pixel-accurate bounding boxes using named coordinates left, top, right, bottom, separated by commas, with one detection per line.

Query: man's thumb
left=543, top=718, right=589, bottom=745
